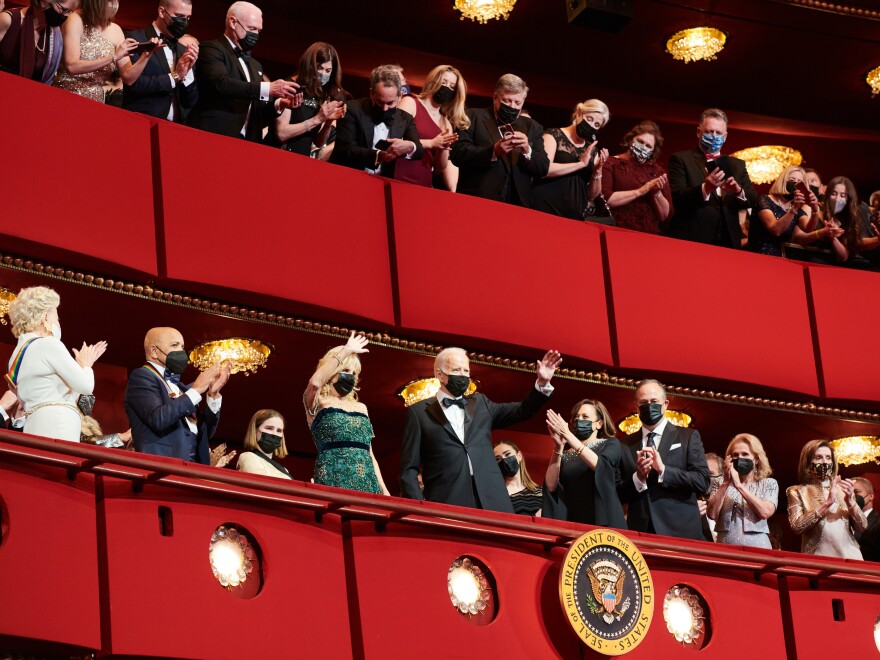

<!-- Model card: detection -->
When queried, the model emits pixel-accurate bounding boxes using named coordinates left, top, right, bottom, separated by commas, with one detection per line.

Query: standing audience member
left=617, top=379, right=710, bottom=540
left=451, top=73, right=549, bottom=207
left=270, top=41, right=346, bottom=156
left=532, top=99, right=609, bottom=221
left=707, top=433, right=778, bottom=549
left=237, top=409, right=291, bottom=479
left=330, top=64, right=423, bottom=177
left=395, top=64, right=467, bottom=190
left=53, top=0, right=141, bottom=101
left=122, top=0, right=199, bottom=123
left=747, top=166, right=825, bottom=257
left=818, top=176, right=870, bottom=267
left=853, top=477, right=878, bottom=542
left=602, top=120, right=673, bottom=233
left=787, top=439, right=866, bottom=559
left=400, top=347, right=561, bottom=513
left=804, top=168, right=825, bottom=201
left=700, top=452, right=724, bottom=541
left=668, top=108, right=758, bottom=247
left=542, top=400, right=626, bottom=529
left=7, top=286, right=106, bottom=442
left=189, top=1, right=300, bottom=142
left=124, top=326, right=229, bottom=463
left=304, top=332, right=390, bottom=495
left=493, top=440, right=542, bottom=516
left=0, top=0, right=79, bottom=83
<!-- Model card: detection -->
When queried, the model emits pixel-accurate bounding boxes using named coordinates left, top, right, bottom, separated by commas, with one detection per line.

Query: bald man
left=189, top=1, right=300, bottom=141
left=124, top=327, right=229, bottom=463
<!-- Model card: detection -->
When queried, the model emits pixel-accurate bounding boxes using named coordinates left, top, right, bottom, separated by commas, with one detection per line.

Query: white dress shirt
left=147, top=361, right=221, bottom=434
left=633, top=416, right=669, bottom=492
left=152, top=22, right=195, bottom=122
left=223, top=35, right=270, bottom=137
left=365, top=118, right=417, bottom=174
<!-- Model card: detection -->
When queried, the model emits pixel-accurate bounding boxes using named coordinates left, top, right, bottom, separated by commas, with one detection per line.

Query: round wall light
left=209, top=524, right=262, bottom=598
left=663, top=584, right=711, bottom=649
left=447, top=556, right=497, bottom=624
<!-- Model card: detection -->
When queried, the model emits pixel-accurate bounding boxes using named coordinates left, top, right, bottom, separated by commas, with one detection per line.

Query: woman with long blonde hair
left=303, top=331, right=389, bottom=495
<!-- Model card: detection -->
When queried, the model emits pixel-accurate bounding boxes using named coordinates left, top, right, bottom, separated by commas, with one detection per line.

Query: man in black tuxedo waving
left=331, top=64, right=423, bottom=177
left=189, top=1, right=300, bottom=142
left=400, top=347, right=562, bottom=513
left=121, top=0, right=199, bottom=123
left=618, top=379, right=710, bottom=540
left=451, top=73, right=549, bottom=207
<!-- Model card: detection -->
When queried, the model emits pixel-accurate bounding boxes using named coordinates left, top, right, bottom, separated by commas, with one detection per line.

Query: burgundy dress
left=393, top=95, right=441, bottom=188
left=602, top=155, right=673, bottom=234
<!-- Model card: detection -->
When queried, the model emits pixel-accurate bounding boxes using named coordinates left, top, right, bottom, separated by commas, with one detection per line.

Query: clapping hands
left=73, top=341, right=108, bottom=369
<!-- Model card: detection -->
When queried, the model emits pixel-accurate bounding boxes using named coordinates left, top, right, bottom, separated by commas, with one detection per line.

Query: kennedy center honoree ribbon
left=559, top=529, right=654, bottom=655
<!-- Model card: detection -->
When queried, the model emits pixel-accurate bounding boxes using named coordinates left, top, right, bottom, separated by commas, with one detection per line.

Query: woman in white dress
left=7, top=286, right=107, bottom=442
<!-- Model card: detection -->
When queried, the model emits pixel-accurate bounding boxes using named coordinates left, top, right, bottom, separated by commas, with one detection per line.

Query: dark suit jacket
left=123, top=366, right=219, bottom=464
left=859, top=511, right=880, bottom=562
left=617, top=425, right=710, bottom=541
left=450, top=107, right=549, bottom=207
left=400, top=387, right=550, bottom=513
left=122, top=26, right=198, bottom=122
left=667, top=148, right=758, bottom=247
left=330, top=97, right=424, bottom=177
left=856, top=508, right=879, bottom=542
left=188, top=37, right=273, bottom=142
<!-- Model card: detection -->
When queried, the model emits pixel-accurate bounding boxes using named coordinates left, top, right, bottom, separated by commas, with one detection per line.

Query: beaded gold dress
left=54, top=25, right=115, bottom=102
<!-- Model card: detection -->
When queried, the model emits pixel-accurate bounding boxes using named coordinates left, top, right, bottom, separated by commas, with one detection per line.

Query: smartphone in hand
left=375, top=139, right=391, bottom=151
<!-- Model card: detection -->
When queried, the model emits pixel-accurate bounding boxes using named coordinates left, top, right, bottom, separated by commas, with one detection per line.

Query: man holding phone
left=668, top=108, right=758, bottom=247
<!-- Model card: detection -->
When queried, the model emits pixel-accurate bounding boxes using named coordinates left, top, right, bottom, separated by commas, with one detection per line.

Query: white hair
left=434, top=347, right=468, bottom=373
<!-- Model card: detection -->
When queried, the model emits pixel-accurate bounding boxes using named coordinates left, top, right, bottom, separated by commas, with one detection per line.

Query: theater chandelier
left=867, top=66, right=880, bottom=96
left=618, top=410, right=692, bottom=435
left=396, top=377, right=479, bottom=406
left=189, top=338, right=273, bottom=376
left=0, top=287, right=15, bottom=325
left=665, top=27, right=727, bottom=63
left=729, top=145, right=803, bottom=185
left=453, top=0, right=517, bottom=24
left=829, top=436, right=880, bottom=466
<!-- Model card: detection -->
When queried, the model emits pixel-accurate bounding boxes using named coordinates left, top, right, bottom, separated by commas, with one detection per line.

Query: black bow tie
left=163, top=37, right=178, bottom=51
left=164, top=370, right=181, bottom=385
left=443, top=397, right=466, bottom=409
left=234, top=47, right=251, bottom=62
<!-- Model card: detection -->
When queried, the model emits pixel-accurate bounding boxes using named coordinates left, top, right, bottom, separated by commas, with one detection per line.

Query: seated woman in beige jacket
left=236, top=409, right=292, bottom=480
left=787, top=439, right=867, bottom=559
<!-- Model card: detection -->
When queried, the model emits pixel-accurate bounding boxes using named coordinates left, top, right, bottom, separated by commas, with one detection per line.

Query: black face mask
left=496, top=102, right=519, bottom=125
left=166, top=15, right=189, bottom=39
left=235, top=21, right=259, bottom=51
left=574, top=419, right=594, bottom=440
left=333, top=372, right=356, bottom=397
left=370, top=105, right=396, bottom=126
left=733, top=458, right=754, bottom=476
left=443, top=373, right=470, bottom=398
left=784, top=181, right=797, bottom=200
left=638, top=402, right=664, bottom=427
left=43, top=4, right=69, bottom=27
left=809, top=184, right=821, bottom=197
left=433, top=85, right=455, bottom=105
left=855, top=494, right=866, bottom=509
left=257, top=431, right=282, bottom=455
left=576, top=119, right=598, bottom=143
left=498, top=455, right=520, bottom=478
left=159, top=348, right=188, bottom=375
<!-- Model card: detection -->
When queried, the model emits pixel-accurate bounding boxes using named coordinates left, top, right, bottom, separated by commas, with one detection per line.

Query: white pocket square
left=669, top=443, right=682, bottom=450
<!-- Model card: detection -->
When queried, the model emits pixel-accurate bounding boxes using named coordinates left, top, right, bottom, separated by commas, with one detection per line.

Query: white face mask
left=832, top=198, right=846, bottom=215
left=51, top=322, right=62, bottom=340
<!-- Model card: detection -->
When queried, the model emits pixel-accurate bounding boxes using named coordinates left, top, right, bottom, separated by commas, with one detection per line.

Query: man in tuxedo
left=618, top=379, right=710, bottom=540
left=330, top=64, right=423, bottom=177
left=124, top=327, right=229, bottom=464
left=450, top=73, right=549, bottom=207
left=400, top=347, right=562, bottom=513
left=668, top=108, right=758, bottom=247
left=121, top=0, right=198, bottom=123
left=188, top=1, right=300, bottom=142
left=854, top=478, right=879, bottom=546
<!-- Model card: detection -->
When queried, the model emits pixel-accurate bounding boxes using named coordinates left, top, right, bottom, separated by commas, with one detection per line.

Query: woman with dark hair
left=271, top=41, right=347, bottom=157
left=815, top=176, right=867, bottom=265
left=0, top=0, right=78, bottom=83
left=395, top=64, right=469, bottom=190
left=787, top=439, right=866, bottom=558
left=601, top=120, right=673, bottom=234
left=237, top=409, right=290, bottom=479
left=493, top=440, right=542, bottom=516
left=542, top=399, right=626, bottom=528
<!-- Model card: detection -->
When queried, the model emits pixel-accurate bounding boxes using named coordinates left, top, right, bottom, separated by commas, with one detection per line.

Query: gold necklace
left=35, top=27, right=48, bottom=54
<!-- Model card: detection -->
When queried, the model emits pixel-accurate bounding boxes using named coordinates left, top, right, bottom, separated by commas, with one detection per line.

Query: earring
left=42, top=318, right=52, bottom=334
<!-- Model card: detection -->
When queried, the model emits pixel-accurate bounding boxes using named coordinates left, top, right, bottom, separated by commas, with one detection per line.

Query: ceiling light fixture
left=453, top=0, right=517, bottom=24
left=618, top=410, right=693, bottom=436
left=665, top=27, right=727, bottom=63
left=829, top=436, right=880, bottom=466
left=730, top=145, right=803, bottom=185
left=0, top=288, right=16, bottom=325
left=189, top=338, right=273, bottom=376
left=396, top=377, right=478, bottom=407
left=867, top=66, right=880, bottom=97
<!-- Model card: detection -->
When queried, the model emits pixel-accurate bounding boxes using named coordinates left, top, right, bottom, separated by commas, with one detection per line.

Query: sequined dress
left=54, top=25, right=115, bottom=102
left=310, top=407, right=381, bottom=494
left=714, top=478, right=778, bottom=549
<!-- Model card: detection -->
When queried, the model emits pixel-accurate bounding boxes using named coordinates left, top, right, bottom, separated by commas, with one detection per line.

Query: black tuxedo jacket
left=450, top=107, right=549, bottom=207
left=856, top=509, right=879, bottom=542
left=122, top=26, right=198, bottom=122
left=667, top=148, right=758, bottom=247
left=123, top=367, right=219, bottom=464
left=617, top=425, right=710, bottom=541
left=400, top=387, right=550, bottom=513
left=188, top=37, right=273, bottom=142
left=330, top=97, right=424, bottom=177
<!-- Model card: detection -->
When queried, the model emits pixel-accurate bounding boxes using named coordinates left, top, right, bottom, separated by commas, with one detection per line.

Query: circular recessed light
left=447, top=556, right=497, bottom=624
left=663, top=584, right=710, bottom=649
left=209, top=524, right=262, bottom=598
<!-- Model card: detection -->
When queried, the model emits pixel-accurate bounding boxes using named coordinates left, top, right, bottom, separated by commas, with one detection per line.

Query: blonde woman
left=303, top=332, right=389, bottom=495
left=7, top=286, right=106, bottom=441
left=787, top=440, right=866, bottom=558
left=747, top=165, right=825, bottom=256
left=396, top=64, right=469, bottom=191
left=493, top=440, right=542, bottom=516
left=707, top=433, right=778, bottom=548
left=237, top=409, right=289, bottom=479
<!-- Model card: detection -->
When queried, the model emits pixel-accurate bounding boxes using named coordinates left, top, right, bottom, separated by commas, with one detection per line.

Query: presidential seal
left=559, top=529, right=654, bottom=655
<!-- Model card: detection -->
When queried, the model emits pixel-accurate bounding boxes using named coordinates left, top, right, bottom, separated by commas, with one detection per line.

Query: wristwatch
left=170, top=72, right=180, bottom=82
